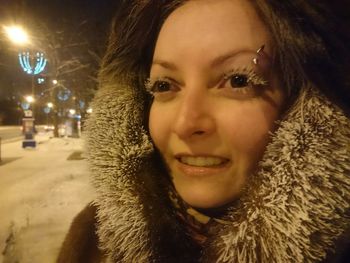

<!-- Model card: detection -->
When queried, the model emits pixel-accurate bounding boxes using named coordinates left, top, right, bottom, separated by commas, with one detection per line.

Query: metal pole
left=32, top=74, right=35, bottom=116
left=31, top=73, right=36, bottom=134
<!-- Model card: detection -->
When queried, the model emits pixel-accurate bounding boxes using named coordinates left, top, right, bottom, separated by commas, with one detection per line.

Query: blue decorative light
left=38, top=78, right=45, bottom=84
left=21, top=102, right=30, bottom=110
left=79, top=100, right=85, bottom=109
left=57, top=88, right=71, bottom=101
left=43, top=107, right=51, bottom=114
left=18, top=52, right=47, bottom=75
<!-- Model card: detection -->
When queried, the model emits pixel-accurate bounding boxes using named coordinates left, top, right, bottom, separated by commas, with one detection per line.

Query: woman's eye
left=223, top=68, right=267, bottom=90
left=153, top=80, right=171, bottom=93
left=145, top=78, right=174, bottom=94
left=230, top=74, right=249, bottom=88
left=145, top=78, right=179, bottom=101
left=220, top=68, right=268, bottom=98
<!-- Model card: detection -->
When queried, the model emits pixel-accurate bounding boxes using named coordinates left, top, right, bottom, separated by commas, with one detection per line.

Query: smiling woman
left=57, top=0, right=350, bottom=262
left=148, top=0, right=285, bottom=209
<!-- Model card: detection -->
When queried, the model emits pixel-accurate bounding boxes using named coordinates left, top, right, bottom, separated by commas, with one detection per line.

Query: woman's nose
left=172, top=91, right=215, bottom=140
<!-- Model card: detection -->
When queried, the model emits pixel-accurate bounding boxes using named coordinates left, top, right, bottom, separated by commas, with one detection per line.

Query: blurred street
left=0, top=1, right=119, bottom=261
left=0, top=131, right=94, bottom=263
left=0, top=126, right=22, bottom=142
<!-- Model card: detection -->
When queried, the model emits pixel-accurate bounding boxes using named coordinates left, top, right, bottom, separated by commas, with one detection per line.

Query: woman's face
left=148, top=0, right=285, bottom=209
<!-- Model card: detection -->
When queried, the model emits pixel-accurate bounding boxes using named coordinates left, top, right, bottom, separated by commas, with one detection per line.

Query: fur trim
left=86, top=84, right=154, bottom=262
left=86, top=82, right=350, bottom=262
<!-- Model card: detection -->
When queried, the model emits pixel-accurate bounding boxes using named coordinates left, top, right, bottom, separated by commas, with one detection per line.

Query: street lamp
left=4, top=24, right=47, bottom=108
left=25, top=95, right=35, bottom=104
left=3, top=25, right=29, bottom=46
left=4, top=25, right=45, bottom=148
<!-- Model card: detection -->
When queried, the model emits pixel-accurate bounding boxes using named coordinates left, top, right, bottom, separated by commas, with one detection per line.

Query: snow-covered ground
left=0, top=132, right=95, bottom=263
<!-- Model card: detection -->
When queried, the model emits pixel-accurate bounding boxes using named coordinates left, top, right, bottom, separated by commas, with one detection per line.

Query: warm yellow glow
left=86, top=108, right=93, bottom=114
left=52, top=79, right=58, bottom=85
left=25, top=95, right=35, bottom=103
left=47, top=102, right=54, bottom=108
left=69, top=109, right=76, bottom=115
left=4, top=25, right=29, bottom=45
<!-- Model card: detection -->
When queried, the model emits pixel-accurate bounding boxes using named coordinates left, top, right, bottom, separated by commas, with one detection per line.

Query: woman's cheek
left=222, top=104, right=278, bottom=157
left=149, top=105, right=172, bottom=152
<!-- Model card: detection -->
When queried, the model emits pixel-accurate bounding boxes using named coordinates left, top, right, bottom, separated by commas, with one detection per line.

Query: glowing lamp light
left=4, top=25, right=29, bottom=45
left=47, top=102, right=54, bottom=108
left=52, top=79, right=58, bottom=85
left=25, top=95, right=35, bottom=103
left=86, top=108, right=93, bottom=114
left=69, top=109, right=76, bottom=115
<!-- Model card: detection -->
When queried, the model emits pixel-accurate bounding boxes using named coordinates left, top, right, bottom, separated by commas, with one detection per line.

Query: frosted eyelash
left=223, top=67, right=268, bottom=86
left=144, top=78, right=153, bottom=94
left=144, top=77, right=168, bottom=95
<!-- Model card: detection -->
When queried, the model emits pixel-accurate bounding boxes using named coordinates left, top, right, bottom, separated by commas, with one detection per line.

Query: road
left=0, top=126, right=22, bottom=142
left=0, top=126, right=48, bottom=143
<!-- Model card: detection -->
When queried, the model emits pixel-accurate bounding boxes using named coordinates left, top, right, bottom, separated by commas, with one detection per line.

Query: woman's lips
left=179, top=156, right=228, bottom=166
left=175, top=155, right=230, bottom=177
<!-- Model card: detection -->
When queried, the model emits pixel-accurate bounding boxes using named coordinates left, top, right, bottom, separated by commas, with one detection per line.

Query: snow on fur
left=86, top=84, right=154, bottom=262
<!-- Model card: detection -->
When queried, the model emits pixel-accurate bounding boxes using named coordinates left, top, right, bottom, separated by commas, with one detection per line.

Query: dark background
left=0, top=0, right=121, bottom=124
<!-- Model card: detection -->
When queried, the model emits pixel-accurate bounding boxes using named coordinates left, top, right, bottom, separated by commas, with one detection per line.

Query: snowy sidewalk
left=0, top=133, right=95, bottom=263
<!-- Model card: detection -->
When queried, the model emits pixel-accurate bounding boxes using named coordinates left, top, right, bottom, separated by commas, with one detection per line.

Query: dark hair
left=253, top=0, right=350, bottom=115
left=99, top=0, right=350, bottom=116
left=99, top=0, right=182, bottom=87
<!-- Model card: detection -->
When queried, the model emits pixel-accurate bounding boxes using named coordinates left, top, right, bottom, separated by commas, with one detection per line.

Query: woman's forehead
left=153, top=0, right=272, bottom=66
left=159, top=0, right=269, bottom=37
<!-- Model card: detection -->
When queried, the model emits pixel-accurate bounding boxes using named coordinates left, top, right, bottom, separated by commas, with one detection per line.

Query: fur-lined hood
left=86, top=80, right=350, bottom=262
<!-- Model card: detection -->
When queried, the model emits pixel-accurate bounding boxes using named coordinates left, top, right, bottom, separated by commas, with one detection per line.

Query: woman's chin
left=172, top=171, right=246, bottom=210
left=177, top=188, right=240, bottom=210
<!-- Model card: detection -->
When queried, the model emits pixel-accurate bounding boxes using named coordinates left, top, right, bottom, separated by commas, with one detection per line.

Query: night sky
left=0, top=0, right=121, bottom=99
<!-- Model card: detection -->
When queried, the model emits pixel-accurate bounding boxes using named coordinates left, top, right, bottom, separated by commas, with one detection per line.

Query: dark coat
left=57, top=204, right=350, bottom=263
left=56, top=204, right=104, bottom=263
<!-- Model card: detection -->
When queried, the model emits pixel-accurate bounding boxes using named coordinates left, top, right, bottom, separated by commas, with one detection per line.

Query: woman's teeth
left=179, top=156, right=227, bottom=167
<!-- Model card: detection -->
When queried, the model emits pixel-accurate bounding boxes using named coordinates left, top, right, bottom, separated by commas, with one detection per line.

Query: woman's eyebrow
left=151, top=48, right=259, bottom=70
left=210, top=49, right=257, bottom=67
left=151, top=60, right=178, bottom=71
